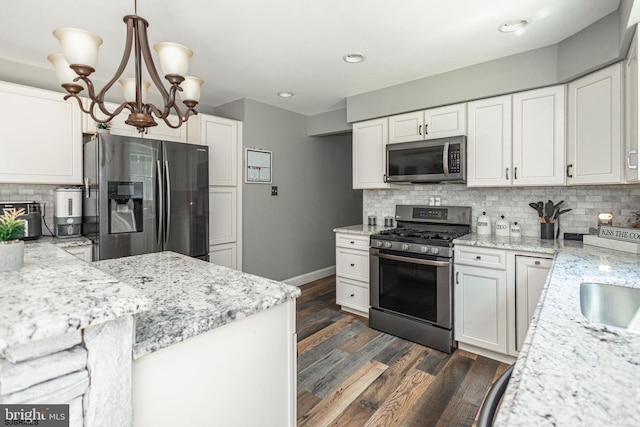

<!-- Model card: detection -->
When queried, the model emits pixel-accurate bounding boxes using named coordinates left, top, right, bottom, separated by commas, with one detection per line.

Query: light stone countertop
left=333, top=224, right=394, bottom=236
left=27, top=235, right=93, bottom=249
left=93, top=251, right=302, bottom=359
left=0, top=243, right=150, bottom=356
left=454, top=234, right=640, bottom=426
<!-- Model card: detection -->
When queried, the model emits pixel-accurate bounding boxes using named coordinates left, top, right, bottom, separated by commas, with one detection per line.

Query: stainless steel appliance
left=385, top=136, right=466, bottom=183
left=83, top=134, right=209, bottom=261
left=54, top=187, right=82, bottom=238
left=369, top=205, right=472, bottom=353
left=0, top=201, right=42, bottom=240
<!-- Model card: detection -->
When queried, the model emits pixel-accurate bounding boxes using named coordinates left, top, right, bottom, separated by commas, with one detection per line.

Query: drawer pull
left=350, top=293, right=355, bottom=297
left=476, top=256, right=482, bottom=260
left=350, top=263, right=355, bottom=267
left=350, top=241, right=355, bottom=244
left=535, top=260, right=541, bottom=265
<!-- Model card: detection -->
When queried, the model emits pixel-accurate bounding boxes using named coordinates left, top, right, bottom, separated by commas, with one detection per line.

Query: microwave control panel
left=449, top=145, right=461, bottom=173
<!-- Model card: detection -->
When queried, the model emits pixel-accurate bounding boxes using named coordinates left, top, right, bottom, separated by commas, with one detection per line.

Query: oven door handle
left=373, top=252, right=450, bottom=267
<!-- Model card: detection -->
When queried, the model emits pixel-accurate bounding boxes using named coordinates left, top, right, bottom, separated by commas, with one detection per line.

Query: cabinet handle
left=350, top=241, right=355, bottom=244
left=418, top=125, right=422, bottom=135
left=566, top=164, right=573, bottom=178
left=535, top=260, right=541, bottom=265
left=350, top=293, right=355, bottom=297
left=514, top=166, right=518, bottom=180
left=456, top=272, right=460, bottom=284
left=476, top=256, right=482, bottom=260
left=350, top=263, right=355, bottom=267
left=425, top=124, right=429, bottom=135
left=505, top=167, right=509, bottom=180
left=628, top=150, right=638, bottom=170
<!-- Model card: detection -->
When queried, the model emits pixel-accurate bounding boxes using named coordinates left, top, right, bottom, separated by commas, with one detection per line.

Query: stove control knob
left=383, top=241, right=392, bottom=249
left=420, top=246, right=429, bottom=253
left=371, top=240, right=382, bottom=248
left=401, top=243, right=410, bottom=251
left=430, top=247, right=440, bottom=255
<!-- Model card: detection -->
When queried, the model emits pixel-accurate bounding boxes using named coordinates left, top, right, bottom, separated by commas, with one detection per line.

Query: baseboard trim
left=284, top=265, right=335, bottom=287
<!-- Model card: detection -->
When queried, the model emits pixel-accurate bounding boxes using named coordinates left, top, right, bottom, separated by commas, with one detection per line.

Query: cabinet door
left=515, top=256, right=552, bottom=352
left=454, top=264, right=507, bottom=354
left=625, top=29, right=639, bottom=182
left=64, top=246, right=93, bottom=262
left=512, top=86, right=565, bottom=186
left=209, top=187, right=237, bottom=245
left=352, top=118, right=391, bottom=189
left=336, top=277, right=369, bottom=315
left=209, top=243, right=237, bottom=269
left=0, top=82, right=82, bottom=184
left=467, top=95, right=512, bottom=187
left=188, top=115, right=239, bottom=186
left=424, top=103, right=466, bottom=140
left=567, top=63, right=622, bottom=184
left=336, top=247, right=369, bottom=282
left=389, top=111, right=423, bottom=143
left=145, top=116, right=187, bottom=143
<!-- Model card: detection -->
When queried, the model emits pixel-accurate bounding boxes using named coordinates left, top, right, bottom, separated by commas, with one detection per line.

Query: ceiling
left=0, top=0, right=622, bottom=116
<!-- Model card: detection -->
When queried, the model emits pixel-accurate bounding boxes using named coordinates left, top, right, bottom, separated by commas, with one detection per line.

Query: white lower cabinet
left=64, top=245, right=93, bottom=262
left=209, top=243, right=237, bottom=269
left=514, top=255, right=553, bottom=352
left=454, top=245, right=553, bottom=362
left=335, top=233, right=370, bottom=317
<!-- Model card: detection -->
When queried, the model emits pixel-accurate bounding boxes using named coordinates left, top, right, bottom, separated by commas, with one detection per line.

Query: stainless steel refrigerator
left=82, top=134, right=209, bottom=261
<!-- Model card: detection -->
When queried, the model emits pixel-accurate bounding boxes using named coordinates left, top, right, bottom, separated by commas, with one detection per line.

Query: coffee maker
left=54, top=188, right=82, bottom=238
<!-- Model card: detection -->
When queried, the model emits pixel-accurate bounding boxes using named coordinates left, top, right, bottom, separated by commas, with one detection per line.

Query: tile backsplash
left=364, top=184, right=640, bottom=238
left=0, top=183, right=62, bottom=236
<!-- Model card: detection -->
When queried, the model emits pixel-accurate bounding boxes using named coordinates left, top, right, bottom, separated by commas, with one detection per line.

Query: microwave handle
left=443, top=141, right=450, bottom=177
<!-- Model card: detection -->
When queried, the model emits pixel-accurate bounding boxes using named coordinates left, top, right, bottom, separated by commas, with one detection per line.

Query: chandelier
left=47, top=3, right=203, bottom=133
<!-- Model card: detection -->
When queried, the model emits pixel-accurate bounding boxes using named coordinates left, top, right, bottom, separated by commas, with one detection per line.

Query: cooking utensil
left=545, top=201, right=554, bottom=221
left=553, top=200, right=564, bottom=210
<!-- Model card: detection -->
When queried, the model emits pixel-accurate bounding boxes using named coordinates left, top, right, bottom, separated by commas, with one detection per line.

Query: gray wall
left=216, top=99, right=362, bottom=281
left=307, top=108, right=351, bottom=136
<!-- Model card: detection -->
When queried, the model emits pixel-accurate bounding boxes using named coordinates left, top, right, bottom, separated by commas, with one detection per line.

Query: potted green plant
left=0, top=208, right=26, bottom=272
left=95, top=121, right=112, bottom=134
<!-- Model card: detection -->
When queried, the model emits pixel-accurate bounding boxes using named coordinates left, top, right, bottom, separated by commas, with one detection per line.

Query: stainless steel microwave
left=385, top=136, right=466, bottom=183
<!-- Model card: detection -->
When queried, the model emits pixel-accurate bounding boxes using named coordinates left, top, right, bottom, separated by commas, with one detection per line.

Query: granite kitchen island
left=1, top=243, right=300, bottom=427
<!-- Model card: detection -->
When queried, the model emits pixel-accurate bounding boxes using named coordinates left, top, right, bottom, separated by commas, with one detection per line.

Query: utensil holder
left=540, top=223, right=555, bottom=240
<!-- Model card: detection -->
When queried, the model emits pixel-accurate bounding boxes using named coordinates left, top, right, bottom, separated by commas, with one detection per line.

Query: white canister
left=510, top=221, right=522, bottom=238
left=477, top=211, right=492, bottom=235
left=495, top=215, right=510, bottom=237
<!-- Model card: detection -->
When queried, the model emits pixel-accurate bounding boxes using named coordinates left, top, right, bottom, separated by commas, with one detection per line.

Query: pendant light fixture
left=48, top=0, right=203, bottom=132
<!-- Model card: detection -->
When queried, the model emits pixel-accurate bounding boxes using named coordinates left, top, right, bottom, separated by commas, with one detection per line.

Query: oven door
left=370, top=249, right=452, bottom=329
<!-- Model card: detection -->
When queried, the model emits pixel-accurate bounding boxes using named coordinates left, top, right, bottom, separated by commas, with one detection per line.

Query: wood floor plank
left=373, top=337, right=414, bottom=366
left=364, top=368, right=435, bottom=427
left=435, top=395, right=480, bottom=427
left=298, top=348, right=350, bottom=393
left=296, top=307, right=343, bottom=333
left=415, top=347, right=451, bottom=376
left=339, top=326, right=382, bottom=353
left=400, top=350, right=474, bottom=426
left=298, top=320, right=368, bottom=372
left=455, top=356, right=500, bottom=406
left=330, top=344, right=427, bottom=427
left=296, top=390, right=321, bottom=422
left=298, top=315, right=358, bottom=355
left=298, top=360, right=387, bottom=427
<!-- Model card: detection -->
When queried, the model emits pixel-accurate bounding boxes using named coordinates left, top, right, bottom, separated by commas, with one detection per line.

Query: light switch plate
left=271, top=186, right=278, bottom=196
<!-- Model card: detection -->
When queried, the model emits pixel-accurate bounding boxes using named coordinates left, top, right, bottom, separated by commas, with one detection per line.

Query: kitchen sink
left=580, top=282, right=640, bottom=332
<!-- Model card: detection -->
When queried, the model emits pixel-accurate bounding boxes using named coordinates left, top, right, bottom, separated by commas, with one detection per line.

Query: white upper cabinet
left=81, top=99, right=187, bottom=142
left=512, top=85, right=566, bottom=186
left=188, top=115, right=240, bottom=186
left=567, top=62, right=622, bottom=185
left=0, top=82, right=82, bottom=184
left=352, top=117, right=392, bottom=189
left=388, top=103, right=466, bottom=144
left=625, top=28, right=639, bottom=183
left=467, top=95, right=512, bottom=187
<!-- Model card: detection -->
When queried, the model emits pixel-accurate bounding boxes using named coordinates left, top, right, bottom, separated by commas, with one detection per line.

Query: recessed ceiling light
left=343, top=53, right=366, bottom=63
left=277, top=91, right=294, bottom=98
left=498, top=19, right=531, bottom=33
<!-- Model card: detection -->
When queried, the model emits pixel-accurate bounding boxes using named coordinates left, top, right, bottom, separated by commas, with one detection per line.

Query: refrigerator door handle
left=165, top=160, right=171, bottom=245
left=156, top=160, right=163, bottom=245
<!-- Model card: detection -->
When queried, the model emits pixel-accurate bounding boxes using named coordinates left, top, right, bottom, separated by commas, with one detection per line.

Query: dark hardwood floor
left=296, top=276, right=509, bottom=427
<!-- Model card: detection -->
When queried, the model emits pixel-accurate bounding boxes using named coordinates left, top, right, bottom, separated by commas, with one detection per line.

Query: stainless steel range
left=369, top=205, right=472, bottom=353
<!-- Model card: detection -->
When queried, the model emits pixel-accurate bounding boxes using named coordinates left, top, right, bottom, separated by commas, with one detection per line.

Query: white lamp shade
left=53, top=28, right=103, bottom=68
left=118, top=78, right=151, bottom=103
left=179, top=76, right=204, bottom=102
left=47, top=53, right=80, bottom=86
left=154, top=42, right=192, bottom=77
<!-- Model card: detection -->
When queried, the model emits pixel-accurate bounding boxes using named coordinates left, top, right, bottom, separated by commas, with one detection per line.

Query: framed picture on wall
left=245, top=148, right=272, bottom=184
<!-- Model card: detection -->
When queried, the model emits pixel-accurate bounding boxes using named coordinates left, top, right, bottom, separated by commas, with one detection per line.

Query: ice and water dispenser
left=107, top=181, right=143, bottom=234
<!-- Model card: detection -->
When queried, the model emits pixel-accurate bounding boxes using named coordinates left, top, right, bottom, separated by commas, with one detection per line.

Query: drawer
left=455, top=246, right=507, bottom=270
left=336, top=233, right=370, bottom=250
left=336, top=277, right=369, bottom=312
left=336, top=247, right=369, bottom=281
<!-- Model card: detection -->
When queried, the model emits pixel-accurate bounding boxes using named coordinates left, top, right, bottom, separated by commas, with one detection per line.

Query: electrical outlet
left=271, top=186, right=278, bottom=196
